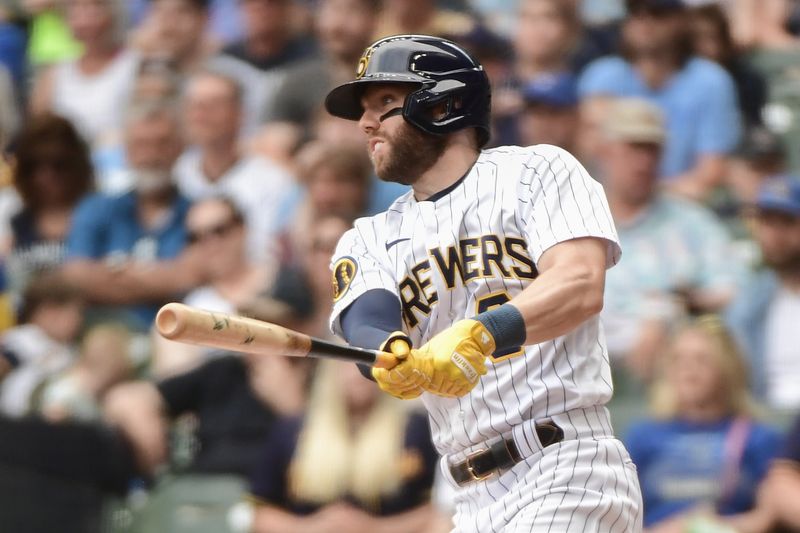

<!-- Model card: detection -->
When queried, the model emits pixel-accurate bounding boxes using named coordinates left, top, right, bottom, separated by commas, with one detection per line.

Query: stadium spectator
left=259, top=0, right=381, bottom=160
left=174, top=70, right=295, bottom=262
left=625, top=316, right=780, bottom=532
left=0, top=275, right=83, bottom=417
left=248, top=360, right=437, bottom=533
left=578, top=0, right=742, bottom=201
left=211, top=0, right=314, bottom=134
left=4, top=114, right=93, bottom=301
left=759, top=413, right=800, bottom=531
left=278, top=142, right=371, bottom=259
left=736, top=0, right=800, bottom=174
left=575, top=94, right=614, bottom=174
left=0, top=6, right=28, bottom=95
left=60, top=99, right=202, bottom=331
left=726, top=176, right=800, bottom=411
left=517, top=72, right=579, bottom=152
left=31, top=0, right=139, bottom=148
left=39, top=324, right=132, bottom=422
left=104, top=350, right=307, bottom=478
left=151, top=197, right=273, bottom=377
left=133, top=0, right=215, bottom=74
left=514, top=0, right=579, bottom=81
left=598, top=98, right=741, bottom=381
left=718, top=126, right=787, bottom=243
left=689, top=4, right=767, bottom=128
left=0, top=65, right=18, bottom=141
left=256, top=214, right=354, bottom=340
left=373, top=0, right=474, bottom=39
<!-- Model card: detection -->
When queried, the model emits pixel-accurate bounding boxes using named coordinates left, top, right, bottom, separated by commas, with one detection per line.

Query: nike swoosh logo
left=385, top=238, right=411, bottom=251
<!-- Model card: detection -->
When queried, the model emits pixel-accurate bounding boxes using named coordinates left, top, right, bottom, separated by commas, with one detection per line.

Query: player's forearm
left=509, top=252, right=605, bottom=346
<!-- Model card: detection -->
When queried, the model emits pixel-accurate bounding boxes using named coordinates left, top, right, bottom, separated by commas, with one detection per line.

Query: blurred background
left=0, top=0, right=799, bottom=532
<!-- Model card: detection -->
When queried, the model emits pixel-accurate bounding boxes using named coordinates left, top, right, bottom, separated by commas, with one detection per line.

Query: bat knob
left=156, top=303, right=186, bottom=339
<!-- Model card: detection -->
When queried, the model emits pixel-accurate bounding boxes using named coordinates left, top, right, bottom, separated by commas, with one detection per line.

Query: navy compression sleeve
left=340, top=289, right=404, bottom=380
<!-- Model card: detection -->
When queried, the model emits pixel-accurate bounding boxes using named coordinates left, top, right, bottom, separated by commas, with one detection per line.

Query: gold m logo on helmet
left=356, top=46, right=374, bottom=79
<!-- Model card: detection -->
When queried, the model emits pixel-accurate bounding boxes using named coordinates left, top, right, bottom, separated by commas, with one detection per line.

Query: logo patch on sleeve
left=332, top=256, right=358, bottom=302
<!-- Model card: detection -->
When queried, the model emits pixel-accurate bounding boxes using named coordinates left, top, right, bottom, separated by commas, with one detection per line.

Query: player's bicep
left=537, top=237, right=608, bottom=282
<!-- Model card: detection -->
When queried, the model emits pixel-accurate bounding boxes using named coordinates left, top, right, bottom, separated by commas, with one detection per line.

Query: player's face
left=358, top=83, right=447, bottom=185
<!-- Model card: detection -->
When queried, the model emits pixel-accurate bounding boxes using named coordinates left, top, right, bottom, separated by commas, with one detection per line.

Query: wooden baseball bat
left=155, top=303, right=399, bottom=369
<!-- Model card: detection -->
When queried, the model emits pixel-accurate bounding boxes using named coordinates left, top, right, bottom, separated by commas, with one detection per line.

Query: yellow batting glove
left=372, top=332, right=424, bottom=400
left=413, top=319, right=494, bottom=398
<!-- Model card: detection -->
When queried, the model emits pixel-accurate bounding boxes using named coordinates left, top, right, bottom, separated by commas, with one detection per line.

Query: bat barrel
left=154, top=302, right=399, bottom=369
left=156, top=303, right=185, bottom=339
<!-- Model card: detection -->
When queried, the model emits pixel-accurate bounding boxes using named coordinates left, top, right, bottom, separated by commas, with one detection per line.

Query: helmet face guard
left=325, top=35, right=492, bottom=147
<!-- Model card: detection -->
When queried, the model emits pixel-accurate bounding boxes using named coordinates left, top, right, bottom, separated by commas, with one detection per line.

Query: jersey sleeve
left=329, top=221, right=398, bottom=338
left=515, top=145, right=621, bottom=268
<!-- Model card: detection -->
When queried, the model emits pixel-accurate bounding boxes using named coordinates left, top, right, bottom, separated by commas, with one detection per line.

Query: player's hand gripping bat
left=155, top=302, right=400, bottom=369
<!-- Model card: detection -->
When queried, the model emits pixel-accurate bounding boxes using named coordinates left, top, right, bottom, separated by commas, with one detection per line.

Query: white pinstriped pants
left=441, top=419, right=643, bottom=532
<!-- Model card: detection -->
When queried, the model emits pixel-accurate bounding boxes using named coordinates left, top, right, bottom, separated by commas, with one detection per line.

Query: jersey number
left=476, top=291, right=523, bottom=363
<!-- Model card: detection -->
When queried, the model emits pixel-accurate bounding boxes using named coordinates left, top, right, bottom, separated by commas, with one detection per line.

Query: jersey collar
left=418, top=154, right=480, bottom=203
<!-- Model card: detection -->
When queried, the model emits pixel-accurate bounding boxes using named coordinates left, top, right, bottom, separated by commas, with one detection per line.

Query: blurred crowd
left=0, top=0, right=799, bottom=532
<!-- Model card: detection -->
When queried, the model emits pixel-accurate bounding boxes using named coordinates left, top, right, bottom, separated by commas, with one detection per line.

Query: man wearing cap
left=727, top=177, right=800, bottom=411
left=578, top=0, right=741, bottom=201
left=598, top=98, right=742, bottom=382
left=517, top=73, right=579, bottom=152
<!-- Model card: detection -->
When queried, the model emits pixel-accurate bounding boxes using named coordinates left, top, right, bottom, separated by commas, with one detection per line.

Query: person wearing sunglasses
left=151, top=196, right=273, bottom=375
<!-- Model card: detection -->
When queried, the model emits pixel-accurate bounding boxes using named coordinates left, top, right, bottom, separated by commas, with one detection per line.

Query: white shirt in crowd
left=765, top=286, right=800, bottom=410
left=173, top=150, right=297, bottom=262
left=52, top=49, right=139, bottom=147
left=0, top=324, right=76, bottom=417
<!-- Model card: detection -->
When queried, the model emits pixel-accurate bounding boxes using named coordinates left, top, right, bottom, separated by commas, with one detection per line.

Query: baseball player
left=325, top=35, right=643, bottom=532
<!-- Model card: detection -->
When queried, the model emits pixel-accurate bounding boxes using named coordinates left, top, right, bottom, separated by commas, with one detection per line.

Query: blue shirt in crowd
left=66, top=190, right=191, bottom=328
left=626, top=417, right=781, bottom=527
left=578, top=56, right=742, bottom=178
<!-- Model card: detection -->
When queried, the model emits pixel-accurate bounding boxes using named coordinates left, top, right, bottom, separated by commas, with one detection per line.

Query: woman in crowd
left=5, top=114, right=93, bottom=301
left=151, top=196, right=273, bottom=377
left=248, top=360, right=438, bottom=533
left=625, top=316, right=780, bottom=533
left=30, top=0, right=138, bottom=148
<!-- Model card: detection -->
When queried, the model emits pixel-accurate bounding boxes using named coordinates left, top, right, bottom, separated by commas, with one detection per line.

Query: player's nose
left=359, top=109, right=380, bottom=135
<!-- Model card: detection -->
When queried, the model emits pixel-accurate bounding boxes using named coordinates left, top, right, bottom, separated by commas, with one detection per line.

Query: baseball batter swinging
left=325, top=35, right=643, bottom=532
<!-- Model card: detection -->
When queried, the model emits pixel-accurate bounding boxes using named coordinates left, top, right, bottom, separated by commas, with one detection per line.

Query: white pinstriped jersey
left=330, top=144, right=622, bottom=456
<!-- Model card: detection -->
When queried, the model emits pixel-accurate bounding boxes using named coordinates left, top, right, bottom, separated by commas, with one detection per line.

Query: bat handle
left=374, top=351, right=402, bottom=369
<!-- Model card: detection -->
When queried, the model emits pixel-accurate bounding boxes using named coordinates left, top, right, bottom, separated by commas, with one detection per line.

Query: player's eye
left=381, top=94, right=395, bottom=106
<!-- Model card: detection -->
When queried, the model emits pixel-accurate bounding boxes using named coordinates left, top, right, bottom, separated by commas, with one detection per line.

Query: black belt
left=450, top=422, right=564, bottom=486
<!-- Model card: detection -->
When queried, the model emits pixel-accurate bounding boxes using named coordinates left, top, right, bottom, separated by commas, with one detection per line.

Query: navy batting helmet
left=324, top=34, right=492, bottom=147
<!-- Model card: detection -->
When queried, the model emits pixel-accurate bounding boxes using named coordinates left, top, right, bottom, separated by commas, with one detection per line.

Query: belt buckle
left=464, top=448, right=493, bottom=482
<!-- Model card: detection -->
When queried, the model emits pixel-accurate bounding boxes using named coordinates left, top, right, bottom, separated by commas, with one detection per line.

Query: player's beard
left=372, top=122, right=447, bottom=186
